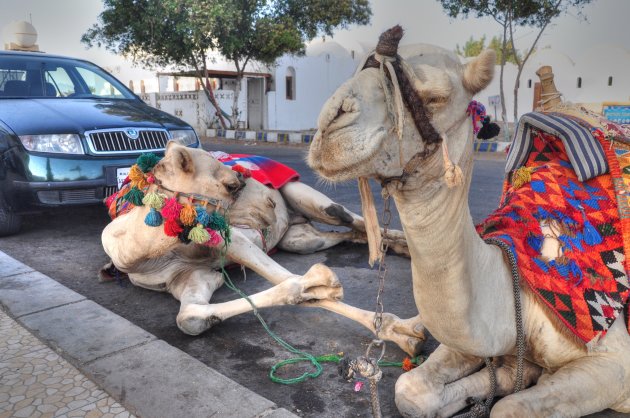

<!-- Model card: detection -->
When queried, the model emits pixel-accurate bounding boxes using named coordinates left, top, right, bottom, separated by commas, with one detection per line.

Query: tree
left=456, top=35, right=523, bottom=65
left=83, top=0, right=371, bottom=129
left=438, top=0, right=592, bottom=128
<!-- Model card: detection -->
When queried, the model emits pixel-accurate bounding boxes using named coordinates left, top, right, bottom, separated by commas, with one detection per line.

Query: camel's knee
left=491, top=397, right=537, bottom=418
left=395, top=371, right=440, bottom=418
left=176, top=304, right=221, bottom=335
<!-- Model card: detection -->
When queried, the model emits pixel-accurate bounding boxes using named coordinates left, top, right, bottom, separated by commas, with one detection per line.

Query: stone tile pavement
left=0, top=310, right=134, bottom=418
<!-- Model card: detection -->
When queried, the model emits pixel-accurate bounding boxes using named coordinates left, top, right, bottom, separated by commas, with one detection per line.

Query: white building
left=131, top=42, right=630, bottom=135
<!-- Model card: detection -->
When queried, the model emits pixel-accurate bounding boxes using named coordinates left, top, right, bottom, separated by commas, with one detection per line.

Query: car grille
left=103, top=185, right=118, bottom=198
left=38, top=189, right=99, bottom=204
left=85, top=129, right=169, bottom=154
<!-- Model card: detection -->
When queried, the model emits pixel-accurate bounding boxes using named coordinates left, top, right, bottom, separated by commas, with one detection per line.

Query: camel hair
left=100, top=141, right=426, bottom=355
left=308, top=26, right=630, bottom=417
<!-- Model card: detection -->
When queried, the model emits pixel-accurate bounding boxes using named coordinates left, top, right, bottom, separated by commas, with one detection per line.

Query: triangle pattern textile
left=478, top=129, right=630, bottom=344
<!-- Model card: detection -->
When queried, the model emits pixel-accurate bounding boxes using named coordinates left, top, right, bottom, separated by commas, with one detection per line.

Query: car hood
left=0, top=98, right=190, bottom=135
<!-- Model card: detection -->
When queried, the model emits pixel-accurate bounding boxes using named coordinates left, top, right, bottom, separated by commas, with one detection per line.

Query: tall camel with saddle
left=308, top=25, right=630, bottom=417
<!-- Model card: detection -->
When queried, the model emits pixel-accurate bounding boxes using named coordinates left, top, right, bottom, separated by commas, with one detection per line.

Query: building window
left=528, top=79, right=532, bottom=88
left=286, top=66, right=296, bottom=100
left=608, top=76, right=613, bottom=86
left=577, top=77, right=582, bottom=88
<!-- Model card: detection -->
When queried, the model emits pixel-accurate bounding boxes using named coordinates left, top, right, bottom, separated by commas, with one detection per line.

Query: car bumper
left=2, top=152, right=160, bottom=212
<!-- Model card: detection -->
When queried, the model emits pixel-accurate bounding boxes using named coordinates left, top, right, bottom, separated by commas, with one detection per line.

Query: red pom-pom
left=161, top=197, right=182, bottom=220
left=163, top=218, right=183, bottom=237
left=146, top=175, right=155, bottom=184
left=231, top=164, right=251, bottom=178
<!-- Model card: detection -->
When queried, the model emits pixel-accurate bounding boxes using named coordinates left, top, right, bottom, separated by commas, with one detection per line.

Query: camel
left=100, top=141, right=426, bottom=355
left=308, top=26, right=630, bottom=417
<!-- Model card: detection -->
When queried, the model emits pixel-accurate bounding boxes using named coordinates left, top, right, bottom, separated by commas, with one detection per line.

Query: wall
left=267, top=47, right=358, bottom=131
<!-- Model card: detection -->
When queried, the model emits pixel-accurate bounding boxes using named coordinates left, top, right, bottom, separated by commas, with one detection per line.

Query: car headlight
left=18, top=134, right=84, bottom=154
left=169, top=129, right=198, bottom=146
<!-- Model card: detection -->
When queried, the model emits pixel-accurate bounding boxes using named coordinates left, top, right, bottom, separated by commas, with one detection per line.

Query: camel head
left=308, top=26, right=495, bottom=186
left=153, top=141, right=245, bottom=204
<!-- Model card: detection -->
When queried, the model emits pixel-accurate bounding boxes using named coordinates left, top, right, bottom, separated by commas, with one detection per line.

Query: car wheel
left=0, top=193, right=22, bottom=236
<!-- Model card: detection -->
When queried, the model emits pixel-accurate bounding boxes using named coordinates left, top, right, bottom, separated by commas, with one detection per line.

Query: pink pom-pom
left=204, top=229, right=224, bottom=247
left=147, top=175, right=155, bottom=184
left=354, top=381, right=364, bottom=392
left=161, top=197, right=182, bottom=220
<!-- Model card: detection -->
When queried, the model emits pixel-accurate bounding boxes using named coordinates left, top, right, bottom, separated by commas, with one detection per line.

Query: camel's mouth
left=308, top=125, right=387, bottom=182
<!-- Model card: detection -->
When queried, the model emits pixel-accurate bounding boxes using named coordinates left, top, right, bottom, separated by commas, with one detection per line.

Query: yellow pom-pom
left=188, top=224, right=210, bottom=244
left=179, top=204, right=197, bottom=226
left=512, top=166, right=533, bottom=189
left=142, top=191, right=165, bottom=209
left=128, top=165, right=148, bottom=189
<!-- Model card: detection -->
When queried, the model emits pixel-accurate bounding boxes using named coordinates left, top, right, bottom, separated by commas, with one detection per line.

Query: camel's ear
left=462, top=49, right=495, bottom=94
left=164, top=142, right=194, bottom=174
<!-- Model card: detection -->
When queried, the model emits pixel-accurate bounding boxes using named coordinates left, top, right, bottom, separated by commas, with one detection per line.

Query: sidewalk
left=0, top=251, right=297, bottom=418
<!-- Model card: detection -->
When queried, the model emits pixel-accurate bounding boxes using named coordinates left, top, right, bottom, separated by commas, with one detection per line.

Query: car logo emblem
left=125, top=128, right=139, bottom=139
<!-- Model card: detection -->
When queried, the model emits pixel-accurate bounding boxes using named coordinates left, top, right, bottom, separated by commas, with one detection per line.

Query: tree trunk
left=191, top=54, right=227, bottom=129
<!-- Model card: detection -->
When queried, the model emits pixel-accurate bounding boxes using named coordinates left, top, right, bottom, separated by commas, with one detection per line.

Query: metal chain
left=373, top=193, right=392, bottom=339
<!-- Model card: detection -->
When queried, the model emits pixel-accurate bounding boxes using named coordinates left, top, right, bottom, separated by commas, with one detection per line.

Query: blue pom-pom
left=196, top=206, right=211, bottom=227
left=582, top=220, right=602, bottom=246
left=144, top=208, right=163, bottom=227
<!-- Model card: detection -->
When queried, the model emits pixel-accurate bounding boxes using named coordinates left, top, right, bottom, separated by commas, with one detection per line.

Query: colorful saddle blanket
left=478, top=119, right=630, bottom=344
left=106, top=153, right=299, bottom=220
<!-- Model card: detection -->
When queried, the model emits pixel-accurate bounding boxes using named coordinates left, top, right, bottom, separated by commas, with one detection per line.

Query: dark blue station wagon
left=0, top=50, right=199, bottom=235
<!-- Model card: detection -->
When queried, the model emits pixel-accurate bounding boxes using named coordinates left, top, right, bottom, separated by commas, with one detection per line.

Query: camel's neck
left=392, top=129, right=516, bottom=356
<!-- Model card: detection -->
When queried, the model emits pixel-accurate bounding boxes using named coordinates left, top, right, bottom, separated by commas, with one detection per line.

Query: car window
left=76, top=67, right=125, bottom=98
left=0, top=54, right=135, bottom=99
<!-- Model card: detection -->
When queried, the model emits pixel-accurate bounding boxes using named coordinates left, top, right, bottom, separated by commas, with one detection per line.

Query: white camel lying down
left=100, top=142, right=425, bottom=355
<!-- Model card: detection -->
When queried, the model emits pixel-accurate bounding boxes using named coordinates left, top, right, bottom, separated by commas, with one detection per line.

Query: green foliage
left=456, top=35, right=525, bottom=65
left=82, top=0, right=371, bottom=70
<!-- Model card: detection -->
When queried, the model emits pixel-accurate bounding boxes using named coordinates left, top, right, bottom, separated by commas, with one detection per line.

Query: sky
left=1, top=0, right=629, bottom=83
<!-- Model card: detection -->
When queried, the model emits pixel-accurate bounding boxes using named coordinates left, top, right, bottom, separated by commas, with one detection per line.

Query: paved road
left=0, top=141, right=576, bottom=418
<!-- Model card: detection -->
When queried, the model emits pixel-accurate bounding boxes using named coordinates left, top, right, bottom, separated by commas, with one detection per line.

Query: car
left=0, top=50, right=199, bottom=236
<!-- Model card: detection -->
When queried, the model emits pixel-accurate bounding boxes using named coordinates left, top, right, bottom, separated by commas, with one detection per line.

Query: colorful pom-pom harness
left=108, top=153, right=238, bottom=247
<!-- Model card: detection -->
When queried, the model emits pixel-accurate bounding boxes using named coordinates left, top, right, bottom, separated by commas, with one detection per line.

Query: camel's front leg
left=176, top=263, right=343, bottom=326
left=227, top=229, right=425, bottom=355
left=395, top=344, right=486, bottom=417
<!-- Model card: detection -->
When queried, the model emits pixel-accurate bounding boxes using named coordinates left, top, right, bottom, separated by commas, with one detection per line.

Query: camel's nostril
left=226, top=180, right=243, bottom=194
left=335, top=107, right=346, bottom=120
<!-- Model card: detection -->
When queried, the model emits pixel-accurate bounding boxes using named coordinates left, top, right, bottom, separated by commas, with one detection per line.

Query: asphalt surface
left=0, top=141, right=506, bottom=417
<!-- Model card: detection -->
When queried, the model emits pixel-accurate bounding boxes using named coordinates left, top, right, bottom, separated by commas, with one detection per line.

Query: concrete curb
left=204, top=130, right=509, bottom=152
left=0, top=251, right=298, bottom=418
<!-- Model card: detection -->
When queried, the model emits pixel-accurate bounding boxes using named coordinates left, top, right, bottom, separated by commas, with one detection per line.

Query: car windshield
left=0, top=54, right=135, bottom=99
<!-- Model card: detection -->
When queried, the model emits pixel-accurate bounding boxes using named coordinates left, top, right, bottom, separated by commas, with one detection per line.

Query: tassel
left=512, top=166, right=533, bottom=189
left=180, top=204, right=197, bottom=226
left=144, top=208, right=163, bottom=227
left=204, top=229, right=224, bottom=247
left=162, top=197, right=182, bottom=220
left=208, top=211, right=228, bottom=232
left=582, top=220, right=602, bottom=246
left=196, top=206, right=211, bottom=227
left=442, top=141, right=463, bottom=188
left=188, top=224, right=210, bottom=244
left=142, top=191, right=165, bottom=209
left=136, top=153, right=161, bottom=173
left=163, top=218, right=183, bottom=237
left=178, top=226, right=193, bottom=244
left=128, top=165, right=148, bottom=189
left=123, top=186, right=144, bottom=206
left=358, top=177, right=382, bottom=267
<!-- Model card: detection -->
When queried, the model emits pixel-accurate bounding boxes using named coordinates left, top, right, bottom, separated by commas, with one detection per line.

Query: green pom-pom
left=136, top=153, right=161, bottom=173
left=123, top=186, right=145, bottom=206
left=144, top=208, right=163, bottom=227
left=188, top=224, right=210, bottom=244
left=142, top=191, right=165, bottom=209
left=208, top=211, right=228, bottom=232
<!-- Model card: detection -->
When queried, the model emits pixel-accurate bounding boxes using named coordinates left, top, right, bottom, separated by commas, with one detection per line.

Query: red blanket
left=478, top=131, right=630, bottom=343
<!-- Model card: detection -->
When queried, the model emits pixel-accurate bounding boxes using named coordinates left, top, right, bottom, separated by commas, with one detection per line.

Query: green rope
left=218, top=226, right=423, bottom=385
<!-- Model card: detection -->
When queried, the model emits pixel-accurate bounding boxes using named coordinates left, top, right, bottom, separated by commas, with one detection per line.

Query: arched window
left=577, top=77, right=582, bottom=88
left=286, top=67, right=296, bottom=100
left=608, top=76, right=613, bottom=86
